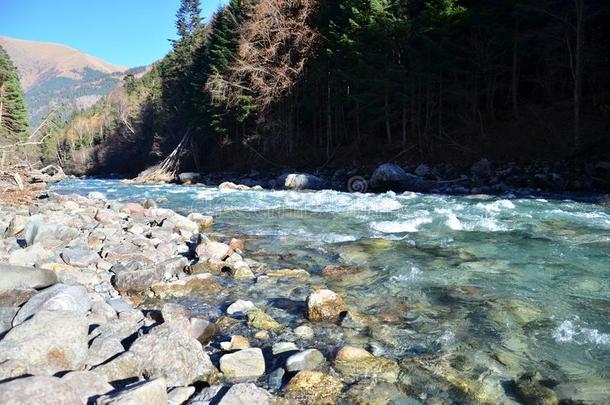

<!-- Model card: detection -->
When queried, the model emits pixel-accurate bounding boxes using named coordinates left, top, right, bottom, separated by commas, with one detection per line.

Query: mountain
left=0, top=35, right=130, bottom=126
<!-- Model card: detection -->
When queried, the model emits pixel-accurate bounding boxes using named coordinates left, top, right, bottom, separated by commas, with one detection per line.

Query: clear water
left=52, top=179, right=610, bottom=400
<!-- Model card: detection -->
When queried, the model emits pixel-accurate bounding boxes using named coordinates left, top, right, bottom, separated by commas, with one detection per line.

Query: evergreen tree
left=0, top=45, right=29, bottom=143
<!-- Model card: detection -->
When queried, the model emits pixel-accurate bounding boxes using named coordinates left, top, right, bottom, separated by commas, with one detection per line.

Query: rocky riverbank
left=0, top=186, right=602, bottom=404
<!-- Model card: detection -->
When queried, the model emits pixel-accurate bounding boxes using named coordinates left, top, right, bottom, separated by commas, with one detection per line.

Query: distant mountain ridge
left=0, top=35, right=134, bottom=126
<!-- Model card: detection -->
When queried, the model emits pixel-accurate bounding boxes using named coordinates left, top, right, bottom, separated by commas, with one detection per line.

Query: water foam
left=371, top=217, right=432, bottom=233
left=553, top=320, right=610, bottom=345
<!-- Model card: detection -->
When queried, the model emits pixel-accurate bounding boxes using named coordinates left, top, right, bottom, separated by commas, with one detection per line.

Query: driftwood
left=134, top=131, right=191, bottom=183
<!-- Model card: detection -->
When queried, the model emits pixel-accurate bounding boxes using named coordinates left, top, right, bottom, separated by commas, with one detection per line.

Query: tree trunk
left=573, top=0, right=584, bottom=149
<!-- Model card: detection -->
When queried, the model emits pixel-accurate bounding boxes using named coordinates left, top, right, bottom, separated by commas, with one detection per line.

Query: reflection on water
left=53, top=179, right=610, bottom=402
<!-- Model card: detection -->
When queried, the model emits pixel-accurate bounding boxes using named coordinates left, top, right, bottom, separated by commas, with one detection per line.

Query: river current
left=52, top=179, right=610, bottom=403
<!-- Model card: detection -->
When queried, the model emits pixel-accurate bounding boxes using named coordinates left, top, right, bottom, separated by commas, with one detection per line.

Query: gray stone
left=178, top=172, right=201, bottom=184
left=0, top=376, right=81, bottom=405
left=190, top=317, right=220, bottom=344
left=369, top=163, right=409, bottom=191
left=161, top=302, right=191, bottom=330
left=87, top=336, right=126, bottom=367
left=267, top=368, right=285, bottom=390
left=5, top=214, right=28, bottom=237
left=187, top=385, right=224, bottom=405
left=293, top=325, right=314, bottom=340
left=0, top=287, right=36, bottom=307
left=168, top=386, right=196, bottom=405
left=129, top=324, right=216, bottom=387
left=272, top=341, right=298, bottom=355
left=219, top=348, right=265, bottom=381
left=13, top=284, right=91, bottom=326
left=92, top=351, right=141, bottom=383
left=0, top=263, right=58, bottom=289
left=226, top=299, right=255, bottom=315
left=0, top=310, right=89, bottom=375
left=60, top=246, right=100, bottom=267
left=218, top=383, right=274, bottom=405
left=96, top=378, right=167, bottom=405
left=286, top=349, right=325, bottom=372
left=61, top=371, right=114, bottom=404
left=0, top=307, right=18, bottom=335
left=111, top=258, right=187, bottom=293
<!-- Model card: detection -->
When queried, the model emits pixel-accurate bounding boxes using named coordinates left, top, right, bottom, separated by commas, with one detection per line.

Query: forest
left=36, top=0, right=610, bottom=176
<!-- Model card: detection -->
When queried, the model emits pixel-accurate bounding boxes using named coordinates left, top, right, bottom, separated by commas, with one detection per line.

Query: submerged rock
left=513, top=373, right=559, bottom=405
left=333, top=354, right=400, bottom=383
left=247, top=308, right=283, bottom=331
left=283, top=173, right=325, bottom=191
left=306, top=289, right=349, bottom=322
left=286, top=349, right=325, bottom=372
left=284, top=371, right=344, bottom=405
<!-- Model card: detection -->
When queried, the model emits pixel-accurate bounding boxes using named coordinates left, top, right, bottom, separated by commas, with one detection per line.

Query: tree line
left=45, top=0, right=610, bottom=175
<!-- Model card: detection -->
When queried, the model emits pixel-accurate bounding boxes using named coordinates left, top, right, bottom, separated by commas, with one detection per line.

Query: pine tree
left=0, top=45, right=29, bottom=143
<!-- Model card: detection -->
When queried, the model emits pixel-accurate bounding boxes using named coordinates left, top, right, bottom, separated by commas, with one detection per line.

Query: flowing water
left=52, top=179, right=610, bottom=402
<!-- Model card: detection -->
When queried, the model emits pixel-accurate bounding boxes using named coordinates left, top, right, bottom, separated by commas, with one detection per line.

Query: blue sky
left=0, top=0, right=226, bottom=67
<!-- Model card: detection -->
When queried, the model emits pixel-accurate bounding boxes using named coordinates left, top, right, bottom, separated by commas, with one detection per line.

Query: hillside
left=0, top=35, right=129, bottom=126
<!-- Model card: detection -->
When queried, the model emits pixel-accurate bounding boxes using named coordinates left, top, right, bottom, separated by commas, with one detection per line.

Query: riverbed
left=52, top=179, right=610, bottom=403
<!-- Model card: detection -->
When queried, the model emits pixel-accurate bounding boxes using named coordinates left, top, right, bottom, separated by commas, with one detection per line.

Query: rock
left=233, top=266, right=255, bottom=280
left=247, top=308, right=282, bottom=331
left=0, top=307, right=18, bottom=335
left=129, top=324, right=216, bottom=387
left=320, top=265, right=364, bottom=282
left=5, top=214, right=28, bottom=237
left=227, top=299, right=255, bottom=315
left=8, top=244, right=55, bottom=266
left=87, top=336, right=125, bottom=367
left=95, top=209, right=116, bottom=224
left=219, top=348, right=265, bottom=381
left=284, top=371, right=343, bottom=405
left=61, top=371, right=114, bottom=404
left=228, top=238, right=244, bottom=252
left=190, top=317, right=220, bottom=344
left=161, top=302, right=191, bottom=331
left=0, top=376, right=81, bottom=405
left=293, top=325, right=314, bottom=341
left=333, top=355, right=400, bottom=383
left=254, top=330, right=270, bottom=340
left=471, top=158, right=493, bottom=180
left=0, top=263, right=58, bottom=289
left=143, top=199, right=157, bottom=209
left=513, top=373, right=559, bottom=405
left=13, top=284, right=91, bottom=326
left=0, top=287, right=36, bottom=307
left=23, top=215, right=62, bottom=246
left=0, top=310, right=88, bottom=375
left=272, top=341, right=299, bottom=355
left=179, top=172, right=201, bottom=184
left=168, top=386, right=196, bottom=405
left=414, top=163, right=431, bottom=177
left=187, top=213, right=214, bottom=229
left=196, top=241, right=232, bottom=261
left=345, top=379, right=411, bottom=405
left=218, top=383, right=274, bottom=405
left=120, top=203, right=145, bottom=216
left=268, top=367, right=285, bottom=390
left=151, top=273, right=222, bottom=299
left=112, top=269, right=164, bottom=293
left=369, top=163, right=408, bottom=191
left=335, top=346, right=373, bottom=362
left=60, top=246, right=100, bottom=267
left=171, top=214, right=199, bottom=233
left=265, top=268, right=310, bottom=279
left=92, top=351, right=141, bottom=383
left=286, top=349, right=325, bottom=372
left=306, top=289, right=348, bottom=322
left=283, top=173, right=325, bottom=190
left=220, top=335, right=250, bottom=351
left=96, top=378, right=167, bottom=405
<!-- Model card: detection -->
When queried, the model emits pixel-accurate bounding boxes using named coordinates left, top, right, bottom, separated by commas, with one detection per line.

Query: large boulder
left=129, top=324, right=216, bottom=387
left=369, top=163, right=427, bottom=191
left=0, top=376, right=81, bottom=405
left=306, top=289, right=349, bottom=322
left=12, top=284, right=91, bottom=326
left=92, top=351, right=142, bottom=383
left=282, top=173, right=325, bottom=190
left=178, top=172, right=201, bottom=184
left=219, top=348, right=265, bottom=381
left=0, top=310, right=89, bottom=375
left=0, top=263, right=58, bottom=290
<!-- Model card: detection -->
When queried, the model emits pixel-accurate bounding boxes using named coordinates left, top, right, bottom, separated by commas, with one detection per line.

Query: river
left=52, top=179, right=610, bottom=402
